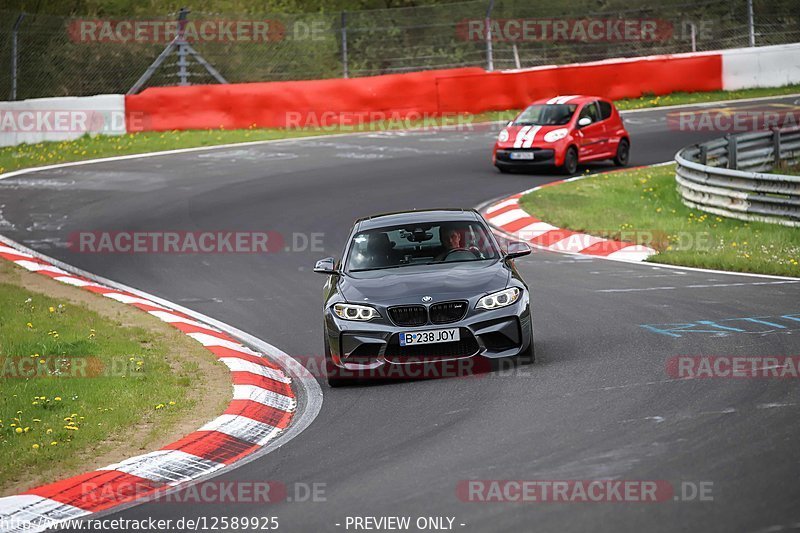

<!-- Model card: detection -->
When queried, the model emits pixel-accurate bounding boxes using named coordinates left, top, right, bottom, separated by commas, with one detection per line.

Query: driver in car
left=435, top=225, right=464, bottom=261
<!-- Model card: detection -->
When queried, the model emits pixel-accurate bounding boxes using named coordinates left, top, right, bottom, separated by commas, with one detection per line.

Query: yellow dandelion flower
left=32, top=444, right=40, bottom=450
left=27, top=322, right=34, bottom=328
left=48, top=306, right=55, bottom=313
left=15, top=427, right=22, bottom=434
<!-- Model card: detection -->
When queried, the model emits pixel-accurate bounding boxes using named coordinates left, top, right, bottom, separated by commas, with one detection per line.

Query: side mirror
left=578, top=117, right=592, bottom=127
left=314, top=257, right=338, bottom=274
left=505, top=241, right=531, bottom=260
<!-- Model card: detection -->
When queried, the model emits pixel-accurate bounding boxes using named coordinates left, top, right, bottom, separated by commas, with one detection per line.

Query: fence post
left=773, top=128, right=782, bottom=168
left=699, top=144, right=708, bottom=166
left=485, top=0, right=495, bottom=71
left=11, top=13, right=26, bottom=100
left=512, top=43, right=521, bottom=69
left=747, top=0, right=756, bottom=47
left=689, top=22, right=697, bottom=53
left=727, top=134, right=738, bottom=170
left=341, top=12, right=349, bottom=79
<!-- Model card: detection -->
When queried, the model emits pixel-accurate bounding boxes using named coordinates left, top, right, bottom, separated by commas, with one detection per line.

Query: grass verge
left=2, top=84, right=799, bottom=176
left=0, top=259, right=230, bottom=495
left=518, top=164, right=800, bottom=277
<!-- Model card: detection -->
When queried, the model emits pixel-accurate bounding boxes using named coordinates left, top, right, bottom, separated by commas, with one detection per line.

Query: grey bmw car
left=314, top=209, right=534, bottom=387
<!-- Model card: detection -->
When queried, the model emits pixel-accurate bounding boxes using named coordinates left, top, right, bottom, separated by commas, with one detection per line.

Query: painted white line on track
left=596, top=280, right=800, bottom=293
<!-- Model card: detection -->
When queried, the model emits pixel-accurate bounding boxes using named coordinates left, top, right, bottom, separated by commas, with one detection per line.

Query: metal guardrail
left=675, top=127, right=800, bottom=227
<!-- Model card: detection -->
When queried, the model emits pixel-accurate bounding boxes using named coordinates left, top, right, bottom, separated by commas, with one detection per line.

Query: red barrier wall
left=126, top=52, right=723, bottom=132
left=125, top=67, right=484, bottom=132
left=434, top=53, right=723, bottom=113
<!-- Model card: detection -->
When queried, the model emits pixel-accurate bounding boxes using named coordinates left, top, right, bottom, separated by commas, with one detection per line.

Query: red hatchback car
left=492, top=95, right=630, bottom=174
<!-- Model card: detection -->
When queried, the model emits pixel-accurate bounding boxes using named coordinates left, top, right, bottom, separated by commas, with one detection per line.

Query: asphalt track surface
left=2, top=96, right=800, bottom=532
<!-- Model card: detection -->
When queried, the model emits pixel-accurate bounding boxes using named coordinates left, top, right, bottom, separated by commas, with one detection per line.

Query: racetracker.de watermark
left=456, top=18, right=673, bottom=42
left=68, top=231, right=324, bottom=254
left=72, top=481, right=325, bottom=505
left=1, top=355, right=146, bottom=379
left=667, top=109, right=800, bottom=132
left=514, top=229, right=713, bottom=253
left=0, top=110, right=146, bottom=134
left=283, top=111, right=475, bottom=132
left=68, top=19, right=329, bottom=43
left=667, top=355, right=800, bottom=379
left=457, top=480, right=713, bottom=503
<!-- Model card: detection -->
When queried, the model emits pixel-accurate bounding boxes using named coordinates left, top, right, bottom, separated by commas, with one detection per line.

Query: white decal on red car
left=513, top=125, right=542, bottom=148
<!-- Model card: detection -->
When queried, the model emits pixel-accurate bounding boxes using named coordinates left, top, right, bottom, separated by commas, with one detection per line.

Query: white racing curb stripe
left=52, top=276, right=104, bottom=288
left=100, top=451, right=225, bottom=486
left=187, top=332, right=264, bottom=357
left=0, top=245, right=33, bottom=257
left=199, top=415, right=283, bottom=446
left=490, top=209, right=531, bottom=228
left=516, top=222, right=559, bottom=240
left=12, top=260, right=70, bottom=275
left=100, top=292, right=170, bottom=309
left=219, top=357, right=292, bottom=383
left=234, top=385, right=296, bottom=412
left=485, top=198, right=520, bottom=214
left=148, top=310, right=222, bottom=331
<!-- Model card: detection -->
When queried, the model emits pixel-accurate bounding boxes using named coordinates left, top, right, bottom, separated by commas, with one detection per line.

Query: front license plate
left=510, top=152, right=534, bottom=160
left=399, top=328, right=460, bottom=346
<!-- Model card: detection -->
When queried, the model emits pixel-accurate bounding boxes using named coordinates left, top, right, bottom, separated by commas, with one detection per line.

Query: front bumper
left=494, top=147, right=557, bottom=168
left=324, top=296, right=532, bottom=372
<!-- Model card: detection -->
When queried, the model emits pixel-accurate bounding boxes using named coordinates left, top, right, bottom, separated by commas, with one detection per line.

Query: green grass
left=0, top=276, right=201, bottom=488
left=2, top=84, right=799, bottom=177
left=772, top=162, right=800, bottom=176
left=519, top=164, right=800, bottom=277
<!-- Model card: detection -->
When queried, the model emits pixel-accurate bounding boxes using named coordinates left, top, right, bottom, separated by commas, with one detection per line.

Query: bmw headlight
left=497, top=129, right=510, bottom=142
left=476, top=287, right=521, bottom=310
left=543, top=128, right=569, bottom=143
left=333, top=303, right=380, bottom=321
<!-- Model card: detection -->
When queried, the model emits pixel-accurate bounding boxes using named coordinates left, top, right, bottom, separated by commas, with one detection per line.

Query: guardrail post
left=727, top=134, right=738, bottom=170
left=773, top=128, right=782, bottom=168
left=698, top=144, right=708, bottom=166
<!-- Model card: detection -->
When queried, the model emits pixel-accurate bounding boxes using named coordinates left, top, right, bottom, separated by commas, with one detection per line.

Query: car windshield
left=346, top=221, right=499, bottom=272
left=513, top=104, right=578, bottom=126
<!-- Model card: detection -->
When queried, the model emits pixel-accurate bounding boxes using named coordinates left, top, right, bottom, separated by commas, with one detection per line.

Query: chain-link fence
left=1, top=0, right=798, bottom=100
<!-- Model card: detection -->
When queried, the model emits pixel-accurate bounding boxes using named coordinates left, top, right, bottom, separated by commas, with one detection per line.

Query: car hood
left=340, top=260, right=511, bottom=305
left=497, top=124, right=569, bottom=148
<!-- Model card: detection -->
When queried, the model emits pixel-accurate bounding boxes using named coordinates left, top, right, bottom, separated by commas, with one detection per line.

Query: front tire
left=614, top=138, right=630, bottom=167
left=560, top=146, right=578, bottom=175
left=496, top=164, right=512, bottom=174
